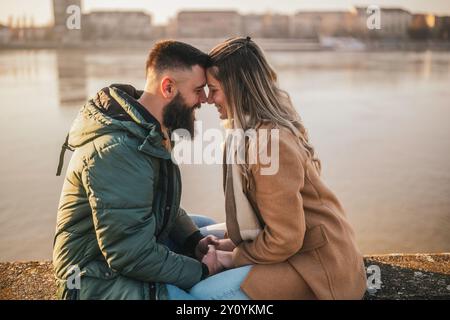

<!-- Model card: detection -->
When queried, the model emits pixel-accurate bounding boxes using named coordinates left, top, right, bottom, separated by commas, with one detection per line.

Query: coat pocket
left=287, top=225, right=334, bottom=299
left=79, top=260, right=119, bottom=299
left=81, top=260, right=119, bottom=280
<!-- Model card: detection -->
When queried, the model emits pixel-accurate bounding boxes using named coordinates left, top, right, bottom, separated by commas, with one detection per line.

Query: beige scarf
left=222, top=120, right=264, bottom=245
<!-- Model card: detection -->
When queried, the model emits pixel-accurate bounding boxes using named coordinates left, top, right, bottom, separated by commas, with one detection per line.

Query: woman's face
left=206, top=68, right=229, bottom=120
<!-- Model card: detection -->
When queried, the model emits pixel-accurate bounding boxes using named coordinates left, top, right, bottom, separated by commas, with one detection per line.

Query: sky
left=1, top=0, right=450, bottom=26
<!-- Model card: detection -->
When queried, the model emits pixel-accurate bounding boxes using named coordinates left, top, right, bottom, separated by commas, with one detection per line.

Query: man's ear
left=160, top=76, right=175, bottom=99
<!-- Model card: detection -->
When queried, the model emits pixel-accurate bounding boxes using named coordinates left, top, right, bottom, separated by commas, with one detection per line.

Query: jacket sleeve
left=169, top=207, right=204, bottom=256
left=232, top=129, right=307, bottom=266
left=82, top=142, right=203, bottom=289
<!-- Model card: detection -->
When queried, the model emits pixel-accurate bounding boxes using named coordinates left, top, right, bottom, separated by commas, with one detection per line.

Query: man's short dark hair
left=146, top=40, right=211, bottom=75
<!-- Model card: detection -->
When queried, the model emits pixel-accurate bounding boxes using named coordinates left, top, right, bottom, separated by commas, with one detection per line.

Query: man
left=53, top=40, right=221, bottom=300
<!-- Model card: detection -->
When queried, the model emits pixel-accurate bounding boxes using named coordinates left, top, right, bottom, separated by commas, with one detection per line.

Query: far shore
left=1, top=38, right=450, bottom=52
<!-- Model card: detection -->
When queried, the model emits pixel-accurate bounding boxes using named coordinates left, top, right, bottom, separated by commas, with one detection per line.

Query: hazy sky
left=1, top=0, right=450, bottom=26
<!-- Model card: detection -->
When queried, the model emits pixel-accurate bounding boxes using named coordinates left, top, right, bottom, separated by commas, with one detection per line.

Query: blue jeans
left=165, top=214, right=251, bottom=300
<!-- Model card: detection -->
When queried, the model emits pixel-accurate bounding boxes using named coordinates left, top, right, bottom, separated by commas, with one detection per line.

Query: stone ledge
left=363, top=253, right=450, bottom=300
left=0, top=253, right=449, bottom=300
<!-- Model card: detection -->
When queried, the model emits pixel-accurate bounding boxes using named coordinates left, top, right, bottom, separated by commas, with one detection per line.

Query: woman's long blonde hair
left=209, top=37, right=321, bottom=177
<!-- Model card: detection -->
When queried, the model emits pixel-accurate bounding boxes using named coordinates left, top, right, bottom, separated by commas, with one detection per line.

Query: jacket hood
left=66, top=84, right=171, bottom=160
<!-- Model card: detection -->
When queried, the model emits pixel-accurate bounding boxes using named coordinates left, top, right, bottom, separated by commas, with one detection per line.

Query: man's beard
left=162, top=93, right=198, bottom=137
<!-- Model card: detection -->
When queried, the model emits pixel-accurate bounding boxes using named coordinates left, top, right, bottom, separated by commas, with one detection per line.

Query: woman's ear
left=160, top=76, right=175, bottom=99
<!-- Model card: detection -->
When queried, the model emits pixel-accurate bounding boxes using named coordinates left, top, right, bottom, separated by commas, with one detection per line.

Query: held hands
left=200, top=245, right=235, bottom=276
left=201, top=245, right=223, bottom=276
left=195, top=237, right=237, bottom=276
left=195, top=235, right=220, bottom=260
left=214, top=238, right=236, bottom=252
left=194, top=236, right=236, bottom=260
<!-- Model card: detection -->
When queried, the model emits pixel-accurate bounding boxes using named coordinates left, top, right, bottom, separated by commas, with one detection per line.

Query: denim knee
left=189, top=214, right=217, bottom=228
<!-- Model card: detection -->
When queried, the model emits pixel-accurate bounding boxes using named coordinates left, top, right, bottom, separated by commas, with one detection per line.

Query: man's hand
left=195, top=235, right=220, bottom=260
left=214, top=238, right=236, bottom=252
left=201, top=245, right=224, bottom=276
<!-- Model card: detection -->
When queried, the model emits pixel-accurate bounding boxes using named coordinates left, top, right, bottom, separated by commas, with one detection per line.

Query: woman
left=168, top=37, right=367, bottom=300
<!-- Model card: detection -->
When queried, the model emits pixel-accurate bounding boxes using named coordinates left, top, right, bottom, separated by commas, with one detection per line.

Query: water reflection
left=56, top=50, right=87, bottom=107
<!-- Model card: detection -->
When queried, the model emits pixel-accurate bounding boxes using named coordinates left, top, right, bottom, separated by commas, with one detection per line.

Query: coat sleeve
left=232, top=129, right=307, bottom=266
left=169, top=207, right=203, bottom=255
left=82, top=142, right=203, bottom=289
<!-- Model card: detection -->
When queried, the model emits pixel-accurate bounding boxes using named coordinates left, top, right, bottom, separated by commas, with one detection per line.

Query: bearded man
left=53, top=40, right=221, bottom=300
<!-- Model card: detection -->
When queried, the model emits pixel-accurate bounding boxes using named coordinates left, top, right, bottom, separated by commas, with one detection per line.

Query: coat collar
left=108, top=86, right=171, bottom=160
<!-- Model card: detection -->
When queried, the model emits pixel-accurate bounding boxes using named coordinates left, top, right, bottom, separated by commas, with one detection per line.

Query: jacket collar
left=108, top=86, right=172, bottom=160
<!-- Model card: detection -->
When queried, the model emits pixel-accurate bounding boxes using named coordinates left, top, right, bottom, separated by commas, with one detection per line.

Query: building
left=82, top=11, right=152, bottom=41
left=292, top=10, right=358, bottom=39
left=262, top=13, right=291, bottom=38
left=435, top=16, right=450, bottom=40
left=151, top=25, right=168, bottom=40
left=242, top=13, right=291, bottom=38
left=242, top=14, right=265, bottom=38
left=165, top=17, right=178, bottom=38
left=0, top=24, right=11, bottom=43
left=291, top=12, right=321, bottom=39
left=352, top=7, right=412, bottom=39
left=408, top=14, right=435, bottom=40
left=379, top=8, right=412, bottom=39
left=176, top=11, right=241, bottom=38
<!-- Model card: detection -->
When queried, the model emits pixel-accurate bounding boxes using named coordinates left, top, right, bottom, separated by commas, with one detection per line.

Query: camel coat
left=225, top=123, right=367, bottom=300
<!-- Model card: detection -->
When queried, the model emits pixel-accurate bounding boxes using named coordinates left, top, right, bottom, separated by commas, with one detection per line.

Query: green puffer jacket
left=53, top=84, right=204, bottom=300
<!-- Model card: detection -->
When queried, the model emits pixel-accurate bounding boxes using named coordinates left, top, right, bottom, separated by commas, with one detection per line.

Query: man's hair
left=146, top=40, right=211, bottom=75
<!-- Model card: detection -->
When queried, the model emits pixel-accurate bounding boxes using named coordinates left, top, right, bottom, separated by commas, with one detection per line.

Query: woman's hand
left=201, top=245, right=224, bottom=276
left=216, top=250, right=234, bottom=269
left=214, top=238, right=236, bottom=252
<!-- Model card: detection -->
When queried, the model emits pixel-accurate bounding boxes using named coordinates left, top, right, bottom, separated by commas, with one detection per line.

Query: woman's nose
left=207, top=91, right=214, bottom=104
left=200, top=90, right=208, bottom=103
left=199, top=89, right=207, bottom=104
